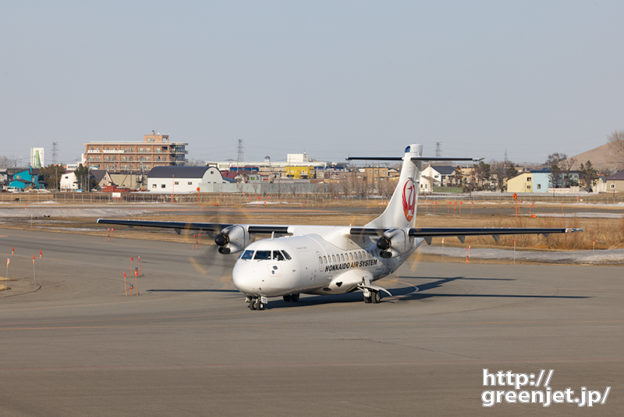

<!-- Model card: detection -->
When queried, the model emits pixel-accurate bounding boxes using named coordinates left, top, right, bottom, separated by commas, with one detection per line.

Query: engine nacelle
left=214, top=225, right=249, bottom=254
left=376, top=228, right=409, bottom=258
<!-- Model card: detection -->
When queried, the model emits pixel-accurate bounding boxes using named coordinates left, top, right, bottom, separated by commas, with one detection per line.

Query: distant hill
left=566, top=142, right=623, bottom=172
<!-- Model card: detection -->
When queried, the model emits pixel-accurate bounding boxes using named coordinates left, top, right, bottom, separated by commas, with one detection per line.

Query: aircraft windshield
left=240, top=250, right=254, bottom=260
left=253, top=250, right=272, bottom=260
left=249, top=250, right=292, bottom=261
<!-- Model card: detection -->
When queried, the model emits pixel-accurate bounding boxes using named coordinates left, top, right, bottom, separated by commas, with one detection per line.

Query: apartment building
left=84, top=131, right=188, bottom=173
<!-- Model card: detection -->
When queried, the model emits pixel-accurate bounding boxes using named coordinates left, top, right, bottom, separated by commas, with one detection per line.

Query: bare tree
left=608, top=130, right=624, bottom=170
left=473, top=161, right=491, bottom=190
left=0, top=155, right=19, bottom=169
left=579, top=160, right=598, bottom=192
left=560, top=157, right=577, bottom=187
left=545, top=153, right=567, bottom=188
left=491, top=160, right=517, bottom=191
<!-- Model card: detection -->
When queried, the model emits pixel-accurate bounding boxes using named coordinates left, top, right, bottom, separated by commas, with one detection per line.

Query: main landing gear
left=283, top=293, right=300, bottom=303
left=246, top=296, right=268, bottom=311
left=362, top=289, right=381, bottom=304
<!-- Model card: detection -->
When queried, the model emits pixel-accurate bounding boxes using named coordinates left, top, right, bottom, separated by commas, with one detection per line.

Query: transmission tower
left=52, top=141, right=58, bottom=164
left=237, top=139, right=244, bottom=162
left=435, top=142, right=441, bottom=157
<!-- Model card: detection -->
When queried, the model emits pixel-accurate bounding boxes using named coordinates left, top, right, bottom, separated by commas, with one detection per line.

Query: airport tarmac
left=0, top=227, right=622, bottom=416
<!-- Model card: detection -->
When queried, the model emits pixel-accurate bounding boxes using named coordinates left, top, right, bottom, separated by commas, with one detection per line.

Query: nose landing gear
left=246, top=296, right=268, bottom=311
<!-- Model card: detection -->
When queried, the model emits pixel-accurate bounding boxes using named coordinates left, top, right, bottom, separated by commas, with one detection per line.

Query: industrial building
left=147, top=166, right=232, bottom=193
left=84, top=131, right=188, bottom=173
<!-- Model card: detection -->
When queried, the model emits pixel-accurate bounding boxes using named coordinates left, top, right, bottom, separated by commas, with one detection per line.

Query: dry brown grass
left=415, top=215, right=624, bottom=250
left=3, top=199, right=622, bottom=250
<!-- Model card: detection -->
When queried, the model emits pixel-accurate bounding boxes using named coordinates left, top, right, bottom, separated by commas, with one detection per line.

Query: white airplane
left=98, top=144, right=582, bottom=310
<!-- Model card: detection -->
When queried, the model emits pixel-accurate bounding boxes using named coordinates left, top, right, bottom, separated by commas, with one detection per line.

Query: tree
left=0, top=155, right=18, bottom=169
left=608, top=130, right=624, bottom=169
left=579, top=160, right=598, bottom=192
left=39, top=164, right=64, bottom=190
left=473, top=161, right=491, bottom=190
left=75, top=164, right=90, bottom=191
left=545, top=153, right=567, bottom=188
left=453, top=166, right=463, bottom=187
left=491, top=160, right=518, bottom=192
left=560, top=157, right=577, bottom=187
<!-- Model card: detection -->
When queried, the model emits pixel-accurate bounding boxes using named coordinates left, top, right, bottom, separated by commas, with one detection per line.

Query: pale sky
left=1, top=0, right=623, bottom=165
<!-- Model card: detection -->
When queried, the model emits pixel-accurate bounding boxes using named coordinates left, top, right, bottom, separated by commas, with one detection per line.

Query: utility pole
left=435, top=142, right=441, bottom=158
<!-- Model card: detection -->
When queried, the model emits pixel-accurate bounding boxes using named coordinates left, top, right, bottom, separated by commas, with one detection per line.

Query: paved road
left=0, top=228, right=622, bottom=416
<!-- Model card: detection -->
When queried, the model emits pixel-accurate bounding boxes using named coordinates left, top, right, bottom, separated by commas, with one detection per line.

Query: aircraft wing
left=350, top=227, right=583, bottom=242
left=96, top=218, right=290, bottom=234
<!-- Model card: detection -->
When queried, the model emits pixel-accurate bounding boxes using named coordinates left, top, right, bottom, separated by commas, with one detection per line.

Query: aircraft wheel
left=283, top=295, right=291, bottom=302
left=291, top=293, right=300, bottom=302
left=249, top=298, right=258, bottom=310
left=373, top=292, right=381, bottom=304
left=364, top=295, right=372, bottom=304
left=257, top=301, right=264, bottom=311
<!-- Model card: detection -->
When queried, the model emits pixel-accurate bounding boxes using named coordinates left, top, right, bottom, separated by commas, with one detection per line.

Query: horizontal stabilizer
left=346, top=156, right=478, bottom=162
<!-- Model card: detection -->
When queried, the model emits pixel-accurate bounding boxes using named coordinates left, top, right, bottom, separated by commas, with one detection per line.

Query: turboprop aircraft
left=97, top=144, right=582, bottom=310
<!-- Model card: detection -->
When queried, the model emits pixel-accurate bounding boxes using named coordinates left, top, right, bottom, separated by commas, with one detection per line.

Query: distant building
left=147, top=166, right=232, bottom=193
left=84, top=131, right=188, bottom=174
left=419, top=165, right=456, bottom=192
left=286, top=166, right=315, bottom=179
left=506, top=172, right=533, bottom=193
left=30, top=147, right=45, bottom=168
left=530, top=169, right=580, bottom=192
left=60, top=169, right=113, bottom=191
left=8, top=168, right=41, bottom=190
left=606, top=170, right=624, bottom=193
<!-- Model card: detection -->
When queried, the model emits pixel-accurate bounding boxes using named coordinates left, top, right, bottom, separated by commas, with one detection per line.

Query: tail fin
left=365, top=145, right=423, bottom=229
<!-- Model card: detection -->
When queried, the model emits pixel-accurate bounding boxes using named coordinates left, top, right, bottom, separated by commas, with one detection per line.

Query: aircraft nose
left=232, top=261, right=261, bottom=295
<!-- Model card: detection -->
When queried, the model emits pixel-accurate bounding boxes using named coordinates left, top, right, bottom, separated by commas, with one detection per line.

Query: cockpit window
left=254, top=250, right=271, bottom=260
left=240, top=250, right=254, bottom=260
left=273, top=251, right=285, bottom=261
left=281, top=250, right=292, bottom=260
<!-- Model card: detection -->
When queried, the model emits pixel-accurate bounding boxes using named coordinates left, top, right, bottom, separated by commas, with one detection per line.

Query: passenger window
left=241, top=250, right=254, bottom=260
left=332, top=255, right=336, bottom=263
left=273, top=251, right=285, bottom=261
left=254, top=250, right=271, bottom=260
left=340, top=254, right=345, bottom=262
left=348, top=253, right=353, bottom=261
left=323, top=256, right=327, bottom=263
left=281, top=250, right=292, bottom=260
left=318, top=256, right=322, bottom=264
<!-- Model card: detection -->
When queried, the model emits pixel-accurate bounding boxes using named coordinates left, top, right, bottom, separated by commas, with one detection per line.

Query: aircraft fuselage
left=232, top=232, right=423, bottom=298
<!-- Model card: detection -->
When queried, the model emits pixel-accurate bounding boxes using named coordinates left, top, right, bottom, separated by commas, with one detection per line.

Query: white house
left=60, top=172, right=78, bottom=191
left=419, top=165, right=456, bottom=192
left=147, top=166, right=231, bottom=193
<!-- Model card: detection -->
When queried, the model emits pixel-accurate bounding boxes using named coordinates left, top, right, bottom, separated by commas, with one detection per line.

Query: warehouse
left=147, top=166, right=230, bottom=193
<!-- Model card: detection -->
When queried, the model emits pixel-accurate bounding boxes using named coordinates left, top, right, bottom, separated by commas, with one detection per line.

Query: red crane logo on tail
left=402, top=179, right=416, bottom=222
